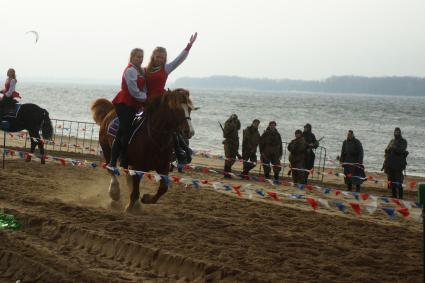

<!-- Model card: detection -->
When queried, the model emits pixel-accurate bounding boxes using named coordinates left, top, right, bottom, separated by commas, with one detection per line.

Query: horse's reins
left=146, top=108, right=191, bottom=153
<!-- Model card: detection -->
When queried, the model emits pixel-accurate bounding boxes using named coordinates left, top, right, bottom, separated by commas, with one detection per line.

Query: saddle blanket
left=107, top=111, right=145, bottom=144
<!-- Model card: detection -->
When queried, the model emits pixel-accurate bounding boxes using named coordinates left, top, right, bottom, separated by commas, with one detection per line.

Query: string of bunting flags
left=1, top=147, right=422, bottom=222
left=3, top=131, right=99, bottom=153
left=190, top=150, right=418, bottom=190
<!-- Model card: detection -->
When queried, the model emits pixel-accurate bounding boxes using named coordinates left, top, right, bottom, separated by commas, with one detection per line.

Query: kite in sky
left=25, top=30, right=39, bottom=43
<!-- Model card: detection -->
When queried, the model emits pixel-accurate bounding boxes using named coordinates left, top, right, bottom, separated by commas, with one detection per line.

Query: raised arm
left=165, top=32, right=197, bottom=74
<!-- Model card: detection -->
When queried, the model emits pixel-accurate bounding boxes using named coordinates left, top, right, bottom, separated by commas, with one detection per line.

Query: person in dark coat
left=340, top=130, right=365, bottom=192
left=383, top=127, right=408, bottom=199
left=222, top=114, right=241, bottom=175
left=242, top=119, right=260, bottom=176
left=259, top=121, right=283, bottom=181
left=288, top=129, right=307, bottom=184
left=303, top=123, right=319, bottom=183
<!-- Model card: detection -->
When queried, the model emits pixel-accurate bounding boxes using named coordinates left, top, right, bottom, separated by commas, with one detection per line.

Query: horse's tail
left=41, top=109, right=53, bottom=140
left=91, top=98, right=114, bottom=126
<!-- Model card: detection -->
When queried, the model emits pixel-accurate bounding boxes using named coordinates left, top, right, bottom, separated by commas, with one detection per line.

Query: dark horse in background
left=91, top=89, right=195, bottom=212
left=0, top=103, right=53, bottom=163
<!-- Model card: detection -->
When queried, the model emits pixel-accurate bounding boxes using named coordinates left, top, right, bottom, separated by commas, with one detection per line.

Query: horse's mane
left=145, top=88, right=193, bottom=115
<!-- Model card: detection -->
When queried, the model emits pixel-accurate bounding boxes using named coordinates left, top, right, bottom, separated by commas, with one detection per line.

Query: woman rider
left=145, top=32, right=197, bottom=164
left=108, top=48, right=147, bottom=170
left=0, top=68, right=21, bottom=121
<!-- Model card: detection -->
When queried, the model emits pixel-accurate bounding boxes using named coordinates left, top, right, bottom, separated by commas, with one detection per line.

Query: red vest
left=3, top=80, right=21, bottom=99
left=146, top=67, right=168, bottom=98
left=112, top=64, right=145, bottom=108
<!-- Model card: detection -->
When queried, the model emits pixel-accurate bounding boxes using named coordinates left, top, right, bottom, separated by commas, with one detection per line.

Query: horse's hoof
left=41, top=159, right=46, bottom=165
left=141, top=194, right=153, bottom=204
left=125, top=202, right=140, bottom=213
left=109, top=189, right=120, bottom=201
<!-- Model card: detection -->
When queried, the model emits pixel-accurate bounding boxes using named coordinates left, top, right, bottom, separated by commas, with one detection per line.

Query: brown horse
left=91, top=89, right=195, bottom=211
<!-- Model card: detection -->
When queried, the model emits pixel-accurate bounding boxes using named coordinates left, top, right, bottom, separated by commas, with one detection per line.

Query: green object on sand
left=0, top=209, right=21, bottom=230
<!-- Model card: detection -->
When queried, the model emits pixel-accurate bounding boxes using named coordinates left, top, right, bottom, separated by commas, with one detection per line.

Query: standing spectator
left=287, top=129, right=307, bottom=184
left=383, top=127, right=408, bottom=199
left=259, top=121, right=283, bottom=182
left=222, top=114, right=241, bottom=176
left=303, top=123, right=319, bottom=182
left=340, top=130, right=365, bottom=192
left=242, top=119, right=260, bottom=176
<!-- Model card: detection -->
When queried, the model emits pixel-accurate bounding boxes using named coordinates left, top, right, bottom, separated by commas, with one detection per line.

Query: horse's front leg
left=126, top=175, right=141, bottom=212
left=141, top=177, right=168, bottom=204
left=26, top=131, right=37, bottom=162
left=38, top=139, right=46, bottom=164
left=108, top=174, right=121, bottom=201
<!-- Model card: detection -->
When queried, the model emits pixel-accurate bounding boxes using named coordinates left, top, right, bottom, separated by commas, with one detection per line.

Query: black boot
left=173, top=133, right=188, bottom=164
left=177, top=133, right=192, bottom=164
left=108, top=139, right=120, bottom=168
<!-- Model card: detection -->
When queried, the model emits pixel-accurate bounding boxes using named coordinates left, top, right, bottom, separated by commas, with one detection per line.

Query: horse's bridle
left=146, top=106, right=192, bottom=152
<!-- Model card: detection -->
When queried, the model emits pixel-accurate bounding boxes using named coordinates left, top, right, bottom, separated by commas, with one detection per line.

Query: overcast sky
left=1, top=0, right=424, bottom=83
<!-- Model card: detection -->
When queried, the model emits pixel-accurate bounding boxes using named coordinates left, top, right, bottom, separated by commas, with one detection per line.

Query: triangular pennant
left=335, top=202, right=346, bottom=212
left=360, top=193, right=369, bottom=201
left=255, top=189, right=265, bottom=197
left=267, top=191, right=279, bottom=201
left=401, top=200, right=412, bottom=210
left=307, top=197, right=318, bottom=210
left=349, top=202, right=361, bottom=215
left=397, top=208, right=410, bottom=218
left=318, top=198, right=330, bottom=208
left=382, top=207, right=396, bottom=219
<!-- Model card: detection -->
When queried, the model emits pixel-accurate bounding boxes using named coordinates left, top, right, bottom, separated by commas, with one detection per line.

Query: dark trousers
left=224, top=141, right=238, bottom=172
left=386, top=168, right=404, bottom=199
left=261, top=155, right=281, bottom=179
left=290, top=161, right=305, bottom=184
left=242, top=151, right=257, bottom=175
left=110, top=104, right=136, bottom=167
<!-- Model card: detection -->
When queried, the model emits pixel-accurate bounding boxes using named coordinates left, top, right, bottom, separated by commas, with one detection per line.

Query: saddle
left=1, top=103, right=21, bottom=119
left=107, top=111, right=146, bottom=144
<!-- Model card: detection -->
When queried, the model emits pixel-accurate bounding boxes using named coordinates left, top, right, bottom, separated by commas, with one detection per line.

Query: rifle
left=218, top=121, right=242, bottom=160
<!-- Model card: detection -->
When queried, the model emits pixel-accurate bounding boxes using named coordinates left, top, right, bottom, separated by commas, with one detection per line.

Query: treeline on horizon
left=173, top=75, right=425, bottom=96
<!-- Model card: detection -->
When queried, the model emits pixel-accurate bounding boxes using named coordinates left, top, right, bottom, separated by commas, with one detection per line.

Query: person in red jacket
left=144, top=33, right=197, bottom=165
left=108, top=48, right=147, bottom=170
left=145, top=32, right=197, bottom=98
left=0, top=68, right=21, bottom=121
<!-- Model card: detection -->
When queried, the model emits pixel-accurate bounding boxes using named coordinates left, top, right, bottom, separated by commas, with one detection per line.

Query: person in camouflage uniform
left=383, top=127, right=408, bottom=199
left=340, top=130, right=365, bottom=192
left=242, top=119, right=260, bottom=176
left=259, top=121, right=283, bottom=181
left=303, top=123, right=319, bottom=183
left=287, top=129, right=307, bottom=184
left=223, top=114, right=241, bottom=175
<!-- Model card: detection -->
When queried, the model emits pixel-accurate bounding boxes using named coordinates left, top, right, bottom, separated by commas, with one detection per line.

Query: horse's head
left=163, top=88, right=195, bottom=140
left=144, top=88, right=195, bottom=140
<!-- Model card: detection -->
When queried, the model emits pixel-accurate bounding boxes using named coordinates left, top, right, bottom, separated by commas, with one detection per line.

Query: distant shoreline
left=172, top=75, right=425, bottom=96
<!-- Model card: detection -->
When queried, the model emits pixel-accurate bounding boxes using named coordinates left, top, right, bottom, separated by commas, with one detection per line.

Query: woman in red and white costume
left=145, top=33, right=197, bottom=165
left=145, top=32, right=197, bottom=98
left=108, top=48, right=147, bottom=170
left=0, top=68, right=21, bottom=121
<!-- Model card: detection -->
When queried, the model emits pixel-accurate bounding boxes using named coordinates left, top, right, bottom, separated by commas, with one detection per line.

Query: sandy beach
left=0, top=137, right=424, bottom=282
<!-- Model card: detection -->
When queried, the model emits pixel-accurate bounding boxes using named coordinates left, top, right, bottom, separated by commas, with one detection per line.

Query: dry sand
left=0, top=143, right=424, bottom=282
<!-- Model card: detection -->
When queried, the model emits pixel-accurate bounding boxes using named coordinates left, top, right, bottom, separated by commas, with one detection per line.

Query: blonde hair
left=7, top=68, right=16, bottom=80
left=146, top=46, right=167, bottom=74
left=129, top=48, right=144, bottom=74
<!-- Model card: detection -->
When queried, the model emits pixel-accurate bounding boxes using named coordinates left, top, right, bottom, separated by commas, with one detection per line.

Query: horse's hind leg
left=26, top=130, right=38, bottom=162
left=141, top=178, right=168, bottom=204
left=125, top=175, right=140, bottom=212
